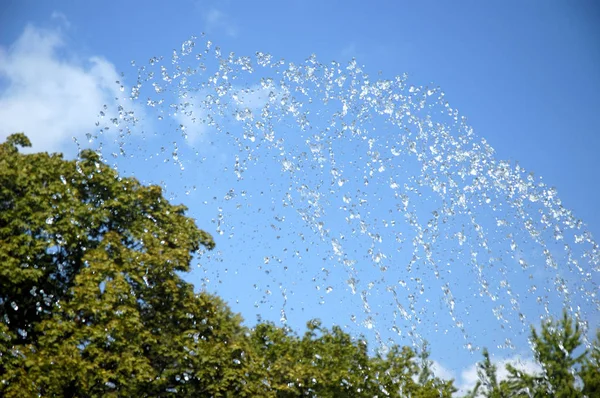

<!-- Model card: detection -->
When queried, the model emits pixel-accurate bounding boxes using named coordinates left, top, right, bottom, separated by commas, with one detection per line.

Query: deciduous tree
left=0, top=134, right=254, bottom=396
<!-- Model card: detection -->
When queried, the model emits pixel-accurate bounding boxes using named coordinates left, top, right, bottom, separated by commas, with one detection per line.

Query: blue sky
left=1, top=1, right=599, bottom=394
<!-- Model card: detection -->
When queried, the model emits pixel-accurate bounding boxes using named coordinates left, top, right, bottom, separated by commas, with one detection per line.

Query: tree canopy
left=0, top=134, right=598, bottom=397
left=0, top=133, right=246, bottom=396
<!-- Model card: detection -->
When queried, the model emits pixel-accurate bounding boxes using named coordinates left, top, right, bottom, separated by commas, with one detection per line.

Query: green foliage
left=249, top=320, right=374, bottom=397
left=417, top=341, right=434, bottom=386
left=0, top=134, right=249, bottom=396
left=580, top=330, right=600, bottom=398
left=412, top=340, right=457, bottom=397
left=503, top=309, right=585, bottom=397
left=469, top=310, right=599, bottom=398
left=250, top=320, right=456, bottom=398
left=465, top=348, right=510, bottom=398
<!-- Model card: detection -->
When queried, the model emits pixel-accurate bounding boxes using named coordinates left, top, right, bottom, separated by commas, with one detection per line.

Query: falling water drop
left=92, top=36, right=600, bottom=359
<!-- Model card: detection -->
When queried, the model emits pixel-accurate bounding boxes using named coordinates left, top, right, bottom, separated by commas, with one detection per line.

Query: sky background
left=1, top=1, right=599, bottom=394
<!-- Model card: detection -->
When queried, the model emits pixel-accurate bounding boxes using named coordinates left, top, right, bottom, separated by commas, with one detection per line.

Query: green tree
left=250, top=319, right=374, bottom=397
left=505, top=310, right=586, bottom=397
left=580, top=330, right=600, bottom=398
left=0, top=134, right=257, bottom=396
left=417, top=341, right=434, bottom=386
left=249, top=319, right=459, bottom=397
left=465, top=348, right=509, bottom=398
left=297, top=320, right=373, bottom=397
left=416, top=341, right=457, bottom=397
left=470, top=310, right=599, bottom=398
left=367, top=342, right=456, bottom=398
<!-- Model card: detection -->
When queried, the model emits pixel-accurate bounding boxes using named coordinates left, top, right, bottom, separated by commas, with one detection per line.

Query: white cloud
left=455, top=355, right=542, bottom=396
left=0, top=24, right=143, bottom=154
left=421, top=354, right=543, bottom=397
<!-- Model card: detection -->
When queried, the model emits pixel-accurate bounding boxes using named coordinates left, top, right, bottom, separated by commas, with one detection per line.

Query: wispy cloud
left=339, top=42, right=368, bottom=63
left=203, top=8, right=238, bottom=37
left=341, top=43, right=359, bottom=59
left=431, top=360, right=455, bottom=382
left=169, top=95, right=211, bottom=146
left=50, top=11, right=71, bottom=29
left=170, top=83, right=281, bottom=145
left=0, top=23, right=145, bottom=154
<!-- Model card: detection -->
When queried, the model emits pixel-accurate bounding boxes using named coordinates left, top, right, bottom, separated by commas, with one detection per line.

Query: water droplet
left=88, top=35, right=599, bottom=359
